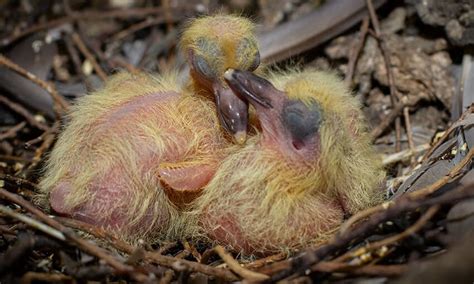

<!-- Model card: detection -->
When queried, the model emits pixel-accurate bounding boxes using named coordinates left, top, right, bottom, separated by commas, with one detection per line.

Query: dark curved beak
left=213, top=83, right=249, bottom=144
left=224, top=69, right=280, bottom=109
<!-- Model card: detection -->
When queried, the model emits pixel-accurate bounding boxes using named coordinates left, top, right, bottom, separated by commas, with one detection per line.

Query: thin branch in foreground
left=267, top=181, right=474, bottom=281
left=214, top=245, right=268, bottom=281
left=71, top=32, right=108, bottom=82
left=0, top=54, right=69, bottom=117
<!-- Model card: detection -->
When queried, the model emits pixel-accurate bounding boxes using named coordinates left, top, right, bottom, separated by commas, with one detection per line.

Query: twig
left=403, top=106, right=416, bottom=162
left=366, top=0, right=402, bottom=152
left=0, top=188, right=148, bottom=282
left=71, top=32, right=108, bottom=82
left=23, top=121, right=60, bottom=176
left=336, top=205, right=440, bottom=263
left=370, top=96, right=421, bottom=139
left=244, top=253, right=286, bottom=269
left=214, top=245, right=269, bottom=281
left=64, top=34, right=89, bottom=84
left=268, top=180, right=474, bottom=281
left=345, top=17, right=369, bottom=86
left=422, top=105, right=474, bottom=161
left=312, top=262, right=406, bottom=277
left=110, top=56, right=142, bottom=74
left=340, top=201, right=393, bottom=234
left=0, top=95, right=49, bottom=131
left=0, top=154, right=31, bottom=162
left=21, top=272, right=73, bottom=284
left=55, top=217, right=238, bottom=281
left=159, top=270, right=175, bottom=284
left=341, top=145, right=473, bottom=234
left=54, top=216, right=133, bottom=253
left=382, top=143, right=431, bottom=165
left=0, top=54, right=69, bottom=116
left=145, top=251, right=238, bottom=281
left=0, top=6, right=194, bottom=47
left=0, top=173, right=41, bottom=191
left=0, top=205, right=66, bottom=241
left=412, top=146, right=474, bottom=198
left=0, top=121, right=26, bottom=140
left=108, top=17, right=165, bottom=43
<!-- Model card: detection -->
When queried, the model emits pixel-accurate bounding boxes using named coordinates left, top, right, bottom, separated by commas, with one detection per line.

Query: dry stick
left=23, top=121, right=60, bottom=175
left=0, top=173, right=41, bottom=191
left=382, top=143, right=431, bottom=166
left=244, top=253, right=286, bottom=270
left=422, top=105, right=474, bottom=161
left=345, top=17, right=370, bottom=86
left=268, top=181, right=474, bottom=282
left=108, top=17, right=165, bottom=43
left=145, top=252, right=238, bottom=281
left=0, top=6, right=178, bottom=46
left=0, top=95, right=49, bottom=131
left=340, top=202, right=392, bottom=234
left=336, top=205, right=440, bottom=263
left=64, top=34, right=89, bottom=83
left=0, top=121, right=26, bottom=140
left=214, top=245, right=269, bottom=282
left=0, top=205, right=66, bottom=241
left=159, top=270, right=175, bottom=284
left=0, top=188, right=148, bottom=282
left=56, top=217, right=238, bottom=281
left=403, top=105, right=416, bottom=162
left=0, top=54, right=69, bottom=116
left=0, top=155, right=31, bottom=162
left=366, top=0, right=402, bottom=152
left=370, top=96, right=421, bottom=140
left=312, top=262, right=406, bottom=277
left=112, top=57, right=142, bottom=74
left=21, top=272, right=73, bottom=284
left=341, top=145, right=473, bottom=234
left=71, top=32, right=108, bottom=82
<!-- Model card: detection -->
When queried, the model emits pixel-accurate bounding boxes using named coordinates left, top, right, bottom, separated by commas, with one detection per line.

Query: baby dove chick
left=39, top=72, right=230, bottom=242
left=181, top=15, right=260, bottom=144
left=192, top=69, right=385, bottom=255
left=38, top=15, right=260, bottom=243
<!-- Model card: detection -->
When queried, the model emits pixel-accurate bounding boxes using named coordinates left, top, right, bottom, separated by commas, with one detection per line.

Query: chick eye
left=192, top=53, right=216, bottom=79
left=236, top=37, right=260, bottom=71
left=191, top=37, right=222, bottom=79
left=248, top=51, right=260, bottom=71
left=282, top=100, right=322, bottom=148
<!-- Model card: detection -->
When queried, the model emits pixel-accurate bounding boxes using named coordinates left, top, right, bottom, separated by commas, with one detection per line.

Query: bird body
left=39, top=15, right=385, bottom=255
left=192, top=69, right=385, bottom=254
left=39, top=72, right=230, bottom=242
left=39, top=14, right=260, bottom=242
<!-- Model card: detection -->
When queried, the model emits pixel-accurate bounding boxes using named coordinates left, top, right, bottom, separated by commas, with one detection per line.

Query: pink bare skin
left=43, top=82, right=228, bottom=240
left=190, top=69, right=384, bottom=255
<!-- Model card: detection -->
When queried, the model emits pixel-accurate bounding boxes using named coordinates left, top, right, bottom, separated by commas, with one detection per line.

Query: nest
left=0, top=0, right=473, bottom=283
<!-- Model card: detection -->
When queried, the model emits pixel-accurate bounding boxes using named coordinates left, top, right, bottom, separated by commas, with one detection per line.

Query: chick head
left=193, top=69, right=385, bottom=254
left=181, top=15, right=260, bottom=144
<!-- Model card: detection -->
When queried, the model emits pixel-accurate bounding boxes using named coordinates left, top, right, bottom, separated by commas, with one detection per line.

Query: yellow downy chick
left=181, top=15, right=260, bottom=144
left=38, top=15, right=259, bottom=243
left=38, top=72, right=231, bottom=243
left=192, top=69, right=385, bottom=255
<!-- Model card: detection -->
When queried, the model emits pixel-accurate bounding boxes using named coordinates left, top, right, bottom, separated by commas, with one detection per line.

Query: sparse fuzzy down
left=191, top=69, right=385, bottom=255
left=39, top=72, right=230, bottom=243
left=181, top=14, right=259, bottom=75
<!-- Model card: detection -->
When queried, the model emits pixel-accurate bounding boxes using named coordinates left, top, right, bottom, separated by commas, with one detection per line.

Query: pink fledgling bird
left=38, top=71, right=234, bottom=242
left=38, top=15, right=260, bottom=243
left=191, top=69, right=385, bottom=255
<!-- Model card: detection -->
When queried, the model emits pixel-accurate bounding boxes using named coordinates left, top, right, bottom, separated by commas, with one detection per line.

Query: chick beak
left=224, top=69, right=283, bottom=111
left=213, top=82, right=249, bottom=144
